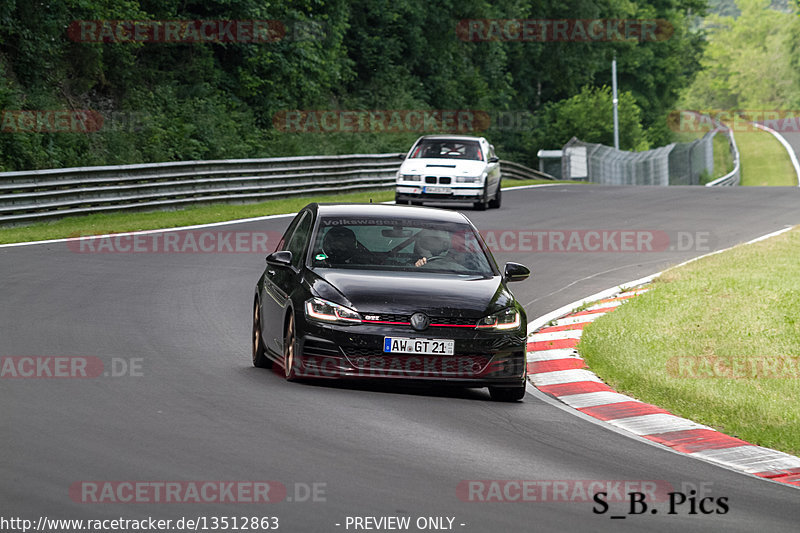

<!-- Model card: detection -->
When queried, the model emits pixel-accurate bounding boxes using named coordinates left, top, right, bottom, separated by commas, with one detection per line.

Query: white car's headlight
left=456, top=176, right=480, bottom=183
left=305, top=298, right=362, bottom=324
left=399, top=174, right=421, bottom=182
left=476, top=308, right=520, bottom=330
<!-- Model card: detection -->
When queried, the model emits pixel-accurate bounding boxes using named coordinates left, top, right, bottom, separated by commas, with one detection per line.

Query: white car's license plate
left=424, top=186, right=451, bottom=194
left=383, top=337, right=455, bottom=355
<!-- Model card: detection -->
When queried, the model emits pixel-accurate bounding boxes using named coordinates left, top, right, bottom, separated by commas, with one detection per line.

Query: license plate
left=424, top=186, right=451, bottom=194
left=383, top=337, right=454, bottom=355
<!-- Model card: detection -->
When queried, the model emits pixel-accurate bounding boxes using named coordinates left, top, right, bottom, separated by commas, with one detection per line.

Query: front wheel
left=283, top=312, right=299, bottom=381
left=489, top=384, right=526, bottom=402
left=252, top=301, right=270, bottom=368
left=488, top=183, right=502, bottom=209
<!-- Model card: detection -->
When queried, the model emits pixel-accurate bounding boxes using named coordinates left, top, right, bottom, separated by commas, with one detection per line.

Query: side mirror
left=266, top=250, right=293, bottom=267
left=504, top=262, right=530, bottom=282
left=488, top=156, right=499, bottom=163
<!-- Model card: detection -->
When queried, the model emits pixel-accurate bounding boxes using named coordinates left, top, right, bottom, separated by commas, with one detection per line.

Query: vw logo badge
left=410, top=312, right=430, bottom=331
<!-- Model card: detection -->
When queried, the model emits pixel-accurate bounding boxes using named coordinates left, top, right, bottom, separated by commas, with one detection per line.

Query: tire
left=395, top=195, right=409, bottom=205
left=283, top=312, right=299, bottom=381
left=252, top=300, right=270, bottom=368
left=473, top=185, right=489, bottom=210
left=410, top=201, right=423, bottom=206
left=489, top=384, right=526, bottom=402
left=488, top=183, right=502, bottom=209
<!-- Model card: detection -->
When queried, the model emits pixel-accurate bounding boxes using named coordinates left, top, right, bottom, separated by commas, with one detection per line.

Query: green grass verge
left=578, top=227, right=800, bottom=456
left=737, top=129, right=798, bottom=186
left=710, top=132, right=734, bottom=182
left=0, top=178, right=572, bottom=245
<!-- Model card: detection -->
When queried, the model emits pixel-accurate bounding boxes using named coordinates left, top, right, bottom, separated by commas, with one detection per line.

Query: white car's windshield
left=311, top=217, right=495, bottom=276
left=409, top=139, right=484, bottom=161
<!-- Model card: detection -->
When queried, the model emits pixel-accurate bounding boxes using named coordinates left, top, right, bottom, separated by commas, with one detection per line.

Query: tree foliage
left=0, top=0, right=705, bottom=171
left=680, top=0, right=800, bottom=110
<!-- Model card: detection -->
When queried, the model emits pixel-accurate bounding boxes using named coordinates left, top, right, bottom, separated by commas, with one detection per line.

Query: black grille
left=343, top=352, right=492, bottom=376
left=430, top=316, right=477, bottom=326
left=425, top=176, right=437, bottom=184
left=364, top=314, right=476, bottom=327
left=302, top=339, right=342, bottom=358
left=365, top=313, right=410, bottom=323
left=439, top=177, right=452, bottom=184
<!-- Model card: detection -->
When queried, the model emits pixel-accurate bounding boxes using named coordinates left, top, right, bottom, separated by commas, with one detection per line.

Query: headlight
left=476, top=308, right=520, bottom=330
left=456, top=176, right=480, bottom=183
left=399, top=174, right=421, bottom=182
left=305, top=297, right=362, bottom=324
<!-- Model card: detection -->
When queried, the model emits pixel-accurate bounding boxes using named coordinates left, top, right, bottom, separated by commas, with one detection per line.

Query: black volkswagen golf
left=252, top=203, right=531, bottom=401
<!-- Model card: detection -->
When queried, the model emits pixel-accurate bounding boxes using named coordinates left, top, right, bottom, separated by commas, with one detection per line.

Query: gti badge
left=410, top=312, right=430, bottom=331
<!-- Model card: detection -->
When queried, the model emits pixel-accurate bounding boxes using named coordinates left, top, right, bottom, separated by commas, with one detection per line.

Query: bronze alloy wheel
left=284, top=313, right=298, bottom=380
left=252, top=301, right=270, bottom=368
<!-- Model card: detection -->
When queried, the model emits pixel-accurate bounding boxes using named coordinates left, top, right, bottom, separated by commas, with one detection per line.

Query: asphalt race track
left=2, top=185, right=800, bottom=532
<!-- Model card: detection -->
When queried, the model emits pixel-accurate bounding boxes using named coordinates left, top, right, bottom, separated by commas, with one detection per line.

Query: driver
left=414, top=232, right=450, bottom=267
left=322, top=226, right=361, bottom=265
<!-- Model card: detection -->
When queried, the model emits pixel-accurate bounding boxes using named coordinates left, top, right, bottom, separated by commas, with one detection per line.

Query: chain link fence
left=561, top=128, right=736, bottom=186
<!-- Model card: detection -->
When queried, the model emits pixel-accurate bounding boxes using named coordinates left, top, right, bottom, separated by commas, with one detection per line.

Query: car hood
left=399, top=158, right=486, bottom=177
left=309, top=269, right=514, bottom=318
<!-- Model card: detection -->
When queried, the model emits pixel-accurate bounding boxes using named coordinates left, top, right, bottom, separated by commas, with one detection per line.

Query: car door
left=262, top=210, right=313, bottom=354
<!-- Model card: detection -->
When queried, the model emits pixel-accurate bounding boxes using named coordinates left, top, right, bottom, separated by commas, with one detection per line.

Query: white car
left=395, top=135, right=502, bottom=210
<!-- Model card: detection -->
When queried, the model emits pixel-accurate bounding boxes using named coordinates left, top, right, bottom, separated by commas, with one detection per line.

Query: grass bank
left=736, top=128, right=797, bottom=186
left=578, top=227, right=800, bottom=456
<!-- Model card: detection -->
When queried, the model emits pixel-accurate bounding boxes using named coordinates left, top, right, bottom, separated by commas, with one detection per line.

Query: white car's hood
left=399, top=158, right=486, bottom=177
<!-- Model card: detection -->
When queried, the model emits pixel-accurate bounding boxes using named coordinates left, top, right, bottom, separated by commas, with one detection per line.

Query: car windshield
left=409, top=139, right=483, bottom=161
left=311, top=216, right=495, bottom=276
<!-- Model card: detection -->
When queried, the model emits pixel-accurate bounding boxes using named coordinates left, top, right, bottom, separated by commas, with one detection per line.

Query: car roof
left=311, top=203, right=472, bottom=224
left=415, top=135, right=486, bottom=142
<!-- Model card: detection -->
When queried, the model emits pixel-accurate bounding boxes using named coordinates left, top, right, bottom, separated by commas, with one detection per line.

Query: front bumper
left=293, top=320, right=526, bottom=386
left=395, top=185, right=484, bottom=203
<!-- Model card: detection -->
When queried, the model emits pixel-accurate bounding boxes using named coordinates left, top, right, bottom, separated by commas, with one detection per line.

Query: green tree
left=538, top=85, right=650, bottom=151
left=680, top=0, right=800, bottom=110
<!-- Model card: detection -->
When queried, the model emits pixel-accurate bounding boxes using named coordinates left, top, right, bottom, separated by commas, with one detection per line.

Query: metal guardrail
left=0, top=154, right=552, bottom=224
left=706, top=126, right=741, bottom=187
left=499, top=159, right=556, bottom=182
